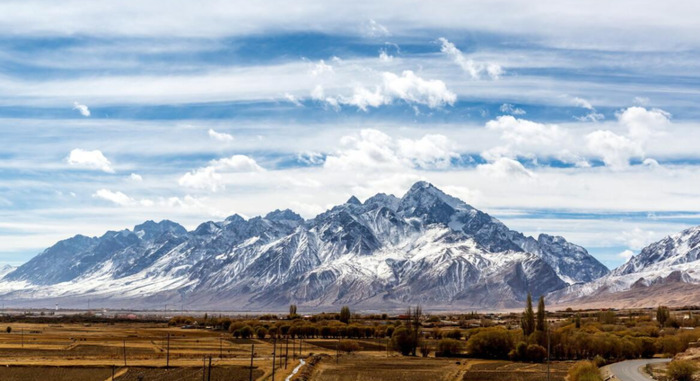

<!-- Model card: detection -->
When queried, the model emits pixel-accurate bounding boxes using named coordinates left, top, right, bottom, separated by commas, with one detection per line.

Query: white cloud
left=72, top=101, right=90, bottom=117
left=284, top=93, right=304, bottom=107
left=129, top=173, right=143, bottom=182
left=66, top=148, right=114, bottom=173
left=208, top=128, right=234, bottom=142
left=617, top=106, right=670, bottom=141
left=379, top=50, right=393, bottom=62
left=499, top=103, right=526, bottom=115
left=621, top=227, right=657, bottom=250
left=362, top=19, right=390, bottom=37
left=438, top=37, right=503, bottom=80
left=585, top=130, right=642, bottom=169
left=310, top=59, right=333, bottom=76
left=618, top=249, right=635, bottom=260
left=324, top=129, right=457, bottom=171
left=572, top=97, right=604, bottom=122
left=486, top=116, right=563, bottom=146
left=477, top=157, right=533, bottom=178
left=179, top=154, right=264, bottom=191
left=93, top=189, right=133, bottom=206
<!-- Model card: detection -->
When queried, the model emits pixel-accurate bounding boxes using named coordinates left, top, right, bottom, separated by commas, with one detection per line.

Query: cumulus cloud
left=499, top=103, right=526, bottom=115
left=72, top=101, right=90, bottom=117
left=486, top=115, right=563, bottom=146
left=319, top=70, right=456, bottom=111
left=379, top=50, right=393, bottom=62
left=621, top=227, right=657, bottom=250
left=179, top=154, right=264, bottom=191
left=208, top=128, right=234, bottom=142
left=477, top=157, right=533, bottom=178
left=617, top=106, right=670, bottom=141
left=129, top=173, right=143, bottom=182
left=438, top=37, right=503, bottom=80
left=585, top=130, right=642, bottom=169
left=93, top=189, right=133, bottom=206
left=66, top=148, right=114, bottom=173
left=324, top=129, right=458, bottom=171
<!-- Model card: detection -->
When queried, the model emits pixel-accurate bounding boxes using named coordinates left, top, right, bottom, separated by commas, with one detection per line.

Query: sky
left=1, top=0, right=700, bottom=269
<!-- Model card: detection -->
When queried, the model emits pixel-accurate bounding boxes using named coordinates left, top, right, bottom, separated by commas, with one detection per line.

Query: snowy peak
left=614, top=225, right=700, bottom=276
left=0, top=181, right=611, bottom=309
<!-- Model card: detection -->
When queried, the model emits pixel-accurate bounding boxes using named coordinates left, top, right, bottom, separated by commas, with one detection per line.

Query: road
left=608, top=358, right=670, bottom=381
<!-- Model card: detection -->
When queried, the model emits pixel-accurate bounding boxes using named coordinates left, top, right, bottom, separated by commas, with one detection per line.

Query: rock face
left=551, top=226, right=700, bottom=308
left=0, top=181, right=609, bottom=310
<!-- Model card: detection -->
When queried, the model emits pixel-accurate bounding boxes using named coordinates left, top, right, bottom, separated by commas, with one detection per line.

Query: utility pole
left=207, top=356, right=212, bottom=381
left=123, top=340, right=127, bottom=366
left=547, top=325, right=551, bottom=381
left=202, top=357, right=206, bottom=381
left=249, top=344, right=255, bottom=381
left=111, top=364, right=115, bottom=381
left=21, top=327, right=24, bottom=348
left=272, top=338, right=276, bottom=381
left=336, top=337, right=339, bottom=364
left=166, top=333, right=170, bottom=369
left=285, top=337, right=289, bottom=369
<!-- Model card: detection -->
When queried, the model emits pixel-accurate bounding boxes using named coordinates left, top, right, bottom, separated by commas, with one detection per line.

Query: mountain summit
left=0, top=182, right=609, bottom=310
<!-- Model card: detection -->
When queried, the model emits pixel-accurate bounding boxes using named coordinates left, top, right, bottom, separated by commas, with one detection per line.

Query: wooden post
left=21, top=327, right=24, bottom=348
left=123, top=340, right=127, bottom=366
left=249, top=344, right=255, bottom=381
left=336, top=337, right=339, bottom=364
left=166, top=333, right=170, bottom=369
left=219, top=335, right=223, bottom=358
left=202, top=357, right=206, bottom=381
left=111, top=364, right=115, bottom=381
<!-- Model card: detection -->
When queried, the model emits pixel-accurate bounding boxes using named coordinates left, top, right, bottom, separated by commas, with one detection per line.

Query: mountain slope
left=551, top=226, right=700, bottom=308
left=0, top=181, right=609, bottom=310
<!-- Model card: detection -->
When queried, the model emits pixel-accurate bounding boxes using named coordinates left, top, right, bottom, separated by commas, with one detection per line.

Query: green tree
left=339, top=306, right=351, bottom=324
left=466, top=327, right=513, bottom=359
left=255, top=327, right=268, bottom=339
left=289, top=304, right=298, bottom=319
left=536, top=296, right=547, bottom=332
left=436, top=338, right=463, bottom=357
left=239, top=325, right=253, bottom=339
left=521, top=293, right=535, bottom=336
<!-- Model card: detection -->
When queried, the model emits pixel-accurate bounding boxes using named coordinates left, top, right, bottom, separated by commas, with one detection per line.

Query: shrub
left=255, top=327, right=268, bottom=339
left=466, top=327, right=513, bottom=359
left=509, top=341, right=528, bottom=361
left=391, top=327, right=416, bottom=356
left=667, top=360, right=697, bottom=381
left=443, top=329, right=462, bottom=340
left=5, top=326, right=10, bottom=334
left=568, top=361, right=602, bottom=381
left=420, top=341, right=431, bottom=357
left=239, top=325, right=253, bottom=339
left=526, top=344, right=547, bottom=363
left=436, top=338, right=463, bottom=357
left=337, top=340, right=361, bottom=353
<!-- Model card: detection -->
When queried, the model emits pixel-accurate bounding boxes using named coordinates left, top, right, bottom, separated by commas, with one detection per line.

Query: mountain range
left=0, top=181, right=697, bottom=311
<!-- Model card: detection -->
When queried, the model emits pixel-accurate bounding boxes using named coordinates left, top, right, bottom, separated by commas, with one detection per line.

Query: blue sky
left=2, top=0, right=700, bottom=269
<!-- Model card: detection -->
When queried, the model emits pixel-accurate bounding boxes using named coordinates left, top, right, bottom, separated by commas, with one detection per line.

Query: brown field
left=0, top=322, right=584, bottom=380
left=463, top=361, right=572, bottom=381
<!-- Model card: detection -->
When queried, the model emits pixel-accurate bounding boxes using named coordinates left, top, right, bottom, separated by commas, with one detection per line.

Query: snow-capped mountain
left=551, top=226, right=700, bottom=307
left=0, top=181, right=609, bottom=310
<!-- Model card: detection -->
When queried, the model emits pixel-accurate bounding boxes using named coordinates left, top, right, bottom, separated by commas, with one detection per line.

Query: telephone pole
left=271, top=338, right=276, bottom=381
left=546, top=325, right=551, bottom=381
left=249, top=344, right=255, bottom=381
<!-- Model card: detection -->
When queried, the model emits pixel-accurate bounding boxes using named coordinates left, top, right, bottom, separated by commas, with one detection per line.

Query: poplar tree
left=536, top=296, right=547, bottom=332
left=521, top=293, right=535, bottom=336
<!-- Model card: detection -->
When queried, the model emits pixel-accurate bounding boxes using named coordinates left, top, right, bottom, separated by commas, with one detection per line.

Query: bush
left=509, top=341, right=528, bottom=361
left=5, top=326, right=10, bottom=334
left=443, top=329, right=462, bottom=340
left=419, top=341, right=431, bottom=357
left=526, top=344, right=547, bottom=363
left=568, top=361, right=602, bottom=381
left=239, top=325, right=253, bottom=339
left=667, top=360, right=697, bottom=381
left=436, top=338, right=463, bottom=357
left=337, top=340, right=361, bottom=353
left=466, top=327, right=513, bottom=359
left=255, top=327, right=268, bottom=339
left=391, top=327, right=416, bottom=356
